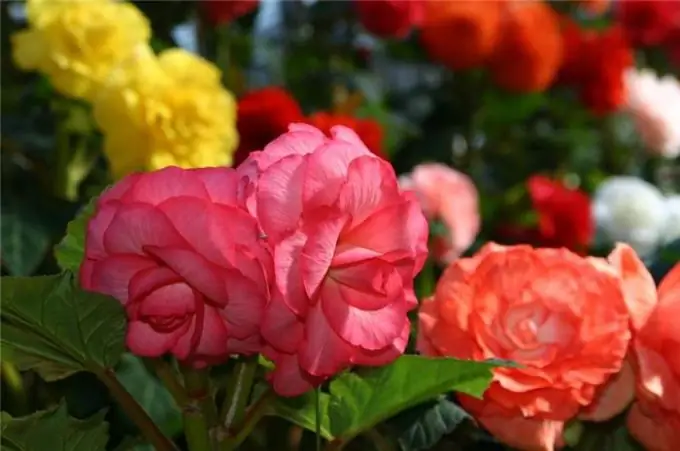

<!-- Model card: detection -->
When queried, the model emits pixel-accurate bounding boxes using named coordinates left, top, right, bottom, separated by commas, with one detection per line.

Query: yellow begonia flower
left=93, top=47, right=239, bottom=178
left=12, top=0, right=151, bottom=101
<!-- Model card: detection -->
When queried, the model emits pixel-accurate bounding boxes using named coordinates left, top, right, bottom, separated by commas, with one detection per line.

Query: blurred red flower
left=559, top=21, right=634, bottom=115
left=488, top=1, right=564, bottom=93
left=499, top=176, right=593, bottom=252
left=306, top=112, right=387, bottom=159
left=201, top=0, right=259, bottom=26
left=419, top=0, right=504, bottom=71
left=355, top=0, right=425, bottom=39
left=615, top=0, right=680, bottom=47
left=234, top=87, right=304, bottom=166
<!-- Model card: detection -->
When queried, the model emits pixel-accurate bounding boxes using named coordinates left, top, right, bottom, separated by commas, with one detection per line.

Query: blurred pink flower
left=239, top=123, right=428, bottom=396
left=623, top=68, right=680, bottom=158
left=80, top=167, right=272, bottom=367
left=399, top=163, right=480, bottom=263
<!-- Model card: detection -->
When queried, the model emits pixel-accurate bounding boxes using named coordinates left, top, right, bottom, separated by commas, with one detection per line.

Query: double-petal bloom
left=240, top=123, right=428, bottom=396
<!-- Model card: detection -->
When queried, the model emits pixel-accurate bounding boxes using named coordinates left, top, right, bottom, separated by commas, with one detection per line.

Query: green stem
left=148, top=359, right=190, bottom=407
left=181, top=366, right=217, bottom=451
left=96, top=368, right=177, bottom=451
left=219, top=389, right=273, bottom=451
left=1, top=361, right=29, bottom=415
left=315, top=387, right=322, bottom=451
left=219, top=357, right=258, bottom=430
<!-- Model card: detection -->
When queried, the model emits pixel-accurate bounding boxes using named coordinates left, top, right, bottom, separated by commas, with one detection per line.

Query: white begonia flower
left=662, top=195, right=680, bottom=245
left=623, top=68, right=680, bottom=158
left=593, top=176, right=668, bottom=257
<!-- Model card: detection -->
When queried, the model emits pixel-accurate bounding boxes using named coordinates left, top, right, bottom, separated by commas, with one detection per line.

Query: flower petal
left=120, top=166, right=210, bottom=205
left=261, top=294, right=305, bottom=354
left=103, top=203, right=188, bottom=255
left=274, top=230, right=309, bottom=316
left=298, top=304, right=354, bottom=377
left=86, top=255, right=157, bottom=304
left=126, top=319, right=189, bottom=357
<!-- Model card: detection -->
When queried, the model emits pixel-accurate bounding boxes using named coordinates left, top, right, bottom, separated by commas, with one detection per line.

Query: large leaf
left=388, top=396, right=472, bottom=451
left=54, top=197, right=97, bottom=274
left=113, top=354, right=182, bottom=438
left=0, top=195, right=51, bottom=276
left=327, top=356, right=501, bottom=441
left=0, top=272, right=126, bottom=381
left=1, top=402, right=109, bottom=451
left=267, top=389, right=333, bottom=440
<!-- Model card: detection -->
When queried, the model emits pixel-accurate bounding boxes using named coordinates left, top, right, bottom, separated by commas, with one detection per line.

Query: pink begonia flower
left=399, top=162, right=480, bottom=263
left=238, top=123, right=428, bottom=396
left=623, top=68, right=680, bottom=159
left=80, top=166, right=272, bottom=368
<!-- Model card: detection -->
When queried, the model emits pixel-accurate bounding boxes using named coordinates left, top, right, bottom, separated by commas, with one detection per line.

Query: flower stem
left=316, top=387, right=322, bottom=451
left=180, top=366, right=217, bottom=451
left=219, top=388, right=273, bottom=451
left=148, top=358, right=190, bottom=407
left=96, top=368, right=177, bottom=451
left=219, top=357, right=258, bottom=430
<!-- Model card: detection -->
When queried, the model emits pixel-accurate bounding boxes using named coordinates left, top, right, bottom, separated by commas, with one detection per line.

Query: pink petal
left=103, top=203, right=188, bottom=255
left=98, top=173, right=140, bottom=206
left=273, top=230, right=309, bottom=316
left=328, top=258, right=401, bottom=310
left=157, top=197, right=261, bottom=269
left=300, top=213, right=348, bottom=300
left=170, top=314, right=198, bottom=361
left=340, top=200, right=418, bottom=257
left=120, top=167, right=210, bottom=205
left=264, top=346, right=322, bottom=397
left=261, top=294, right=305, bottom=354
left=256, top=155, right=306, bottom=241
left=128, top=266, right=183, bottom=303
left=87, top=255, right=157, bottom=304
left=337, top=156, right=400, bottom=227
left=298, top=304, right=354, bottom=377
left=352, top=321, right=409, bottom=366
left=303, top=141, right=373, bottom=209
left=85, top=204, right=119, bottom=260
left=144, top=246, right=229, bottom=306
left=256, top=123, right=325, bottom=170
left=320, top=277, right=407, bottom=350
left=329, top=125, right=373, bottom=152
left=219, top=273, right=266, bottom=339
left=126, top=319, right=189, bottom=357
left=190, top=304, right=231, bottom=360
left=226, top=334, right=263, bottom=356
left=191, top=167, right=240, bottom=206
left=138, top=282, right=196, bottom=318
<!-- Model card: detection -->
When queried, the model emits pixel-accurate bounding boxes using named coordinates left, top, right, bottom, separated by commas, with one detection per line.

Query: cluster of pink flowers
left=80, top=124, right=428, bottom=396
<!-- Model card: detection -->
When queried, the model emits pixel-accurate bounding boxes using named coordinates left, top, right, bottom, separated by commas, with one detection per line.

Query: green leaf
left=267, top=390, right=333, bottom=440
left=574, top=418, right=644, bottom=451
left=327, top=356, right=501, bottom=441
left=1, top=195, right=51, bottom=276
left=113, top=354, right=182, bottom=438
left=388, top=396, right=471, bottom=451
left=1, top=402, right=109, bottom=451
left=0, top=272, right=126, bottom=381
left=54, top=197, right=97, bottom=274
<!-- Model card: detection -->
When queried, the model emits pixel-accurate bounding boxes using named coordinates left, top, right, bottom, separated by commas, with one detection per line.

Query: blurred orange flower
left=419, top=0, right=504, bottom=71
left=305, top=112, right=387, bottom=159
left=488, top=1, right=564, bottom=93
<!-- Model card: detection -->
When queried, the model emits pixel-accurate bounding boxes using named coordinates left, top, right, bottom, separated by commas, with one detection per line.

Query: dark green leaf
left=0, top=402, right=109, bottom=451
left=389, top=396, right=471, bottom=451
left=267, top=390, right=333, bottom=440
left=54, top=196, right=97, bottom=274
left=113, top=354, right=182, bottom=438
left=573, top=418, right=644, bottom=451
left=0, top=272, right=126, bottom=381
left=0, top=196, right=51, bottom=276
left=327, top=356, right=502, bottom=441
left=648, top=238, right=680, bottom=284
